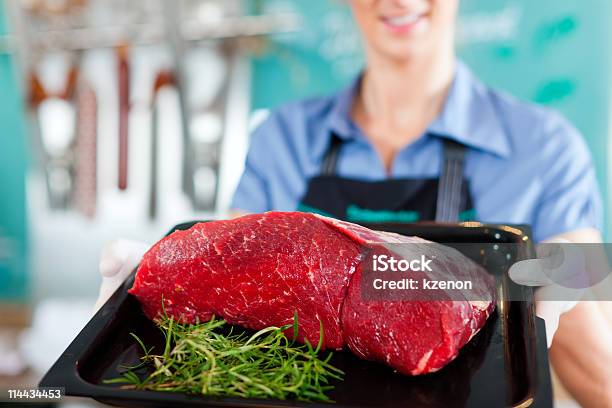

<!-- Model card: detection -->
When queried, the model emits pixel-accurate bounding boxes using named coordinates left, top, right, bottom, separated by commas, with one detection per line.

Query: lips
left=381, top=12, right=428, bottom=34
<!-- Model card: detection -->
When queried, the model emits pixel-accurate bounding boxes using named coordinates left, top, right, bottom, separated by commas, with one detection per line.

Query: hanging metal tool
left=149, top=70, right=176, bottom=220
left=187, top=44, right=232, bottom=212
left=29, top=60, right=79, bottom=209
left=161, top=0, right=193, bottom=202
left=72, top=79, right=97, bottom=218
left=116, top=45, right=130, bottom=191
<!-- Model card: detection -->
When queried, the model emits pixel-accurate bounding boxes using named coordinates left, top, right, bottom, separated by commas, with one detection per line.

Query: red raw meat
left=129, top=212, right=495, bottom=375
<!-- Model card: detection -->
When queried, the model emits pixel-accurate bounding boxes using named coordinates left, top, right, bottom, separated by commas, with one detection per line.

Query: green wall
left=458, top=0, right=611, bottom=238
left=251, top=0, right=611, bottom=237
left=0, top=0, right=29, bottom=301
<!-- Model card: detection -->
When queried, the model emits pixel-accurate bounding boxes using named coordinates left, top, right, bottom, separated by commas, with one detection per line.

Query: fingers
left=508, top=259, right=553, bottom=286
left=535, top=283, right=583, bottom=307
left=545, top=242, right=588, bottom=289
left=535, top=295, right=581, bottom=348
left=99, top=240, right=128, bottom=278
left=509, top=242, right=588, bottom=289
left=535, top=301, right=563, bottom=348
left=94, top=278, right=123, bottom=312
left=99, top=256, right=125, bottom=278
left=99, top=239, right=149, bottom=278
left=94, top=239, right=149, bottom=313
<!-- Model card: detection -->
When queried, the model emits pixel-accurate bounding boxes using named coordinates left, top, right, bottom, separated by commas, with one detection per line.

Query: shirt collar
left=326, top=74, right=362, bottom=140
left=326, top=61, right=512, bottom=158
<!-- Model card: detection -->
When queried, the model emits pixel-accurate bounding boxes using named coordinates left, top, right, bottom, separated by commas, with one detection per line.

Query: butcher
left=97, top=1, right=611, bottom=406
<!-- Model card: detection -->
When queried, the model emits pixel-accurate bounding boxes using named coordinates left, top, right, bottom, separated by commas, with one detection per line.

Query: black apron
left=297, top=134, right=476, bottom=224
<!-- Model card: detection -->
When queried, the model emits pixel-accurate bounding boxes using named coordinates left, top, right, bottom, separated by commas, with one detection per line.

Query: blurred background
left=0, top=0, right=610, bottom=406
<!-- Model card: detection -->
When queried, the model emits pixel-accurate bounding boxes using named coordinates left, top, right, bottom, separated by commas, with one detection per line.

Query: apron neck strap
left=435, top=139, right=467, bottom=222
left=321, top=133, right=344, bottom=176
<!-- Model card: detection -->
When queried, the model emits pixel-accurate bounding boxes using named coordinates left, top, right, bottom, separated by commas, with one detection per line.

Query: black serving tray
left=40, top=221, right=552, bottom=408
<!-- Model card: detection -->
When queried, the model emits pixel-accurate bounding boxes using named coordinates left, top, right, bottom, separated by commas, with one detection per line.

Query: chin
left=370, top=21, right=436, bottom=61
left=374, top=40, right=431, bottom=63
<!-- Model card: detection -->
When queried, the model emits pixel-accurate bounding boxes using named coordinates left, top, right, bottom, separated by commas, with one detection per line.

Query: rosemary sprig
left=104, top=312, right=344, bottom=403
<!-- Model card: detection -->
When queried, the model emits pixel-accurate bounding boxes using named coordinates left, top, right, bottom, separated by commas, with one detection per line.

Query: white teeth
left=386, top=14, right=421, bottom=27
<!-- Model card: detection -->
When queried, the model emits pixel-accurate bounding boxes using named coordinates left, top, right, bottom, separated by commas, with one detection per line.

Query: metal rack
left=0, top=13, right=300, bottom=53
left=1, top=0, right=300, bottom=214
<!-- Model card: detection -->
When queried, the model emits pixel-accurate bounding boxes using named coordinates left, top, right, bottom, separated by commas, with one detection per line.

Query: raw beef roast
left=129, top=212, right=495, bottom=375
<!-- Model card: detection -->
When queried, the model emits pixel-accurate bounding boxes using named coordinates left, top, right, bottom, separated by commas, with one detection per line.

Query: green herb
left=104, top=311, right=343, bottom=403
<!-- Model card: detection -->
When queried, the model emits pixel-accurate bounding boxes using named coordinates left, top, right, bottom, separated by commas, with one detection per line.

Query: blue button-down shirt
left=231, top=61, right=602, bottom=242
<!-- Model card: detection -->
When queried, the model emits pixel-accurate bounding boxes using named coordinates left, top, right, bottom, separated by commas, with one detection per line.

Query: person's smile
left=380, top=8, right=430, bottom=35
